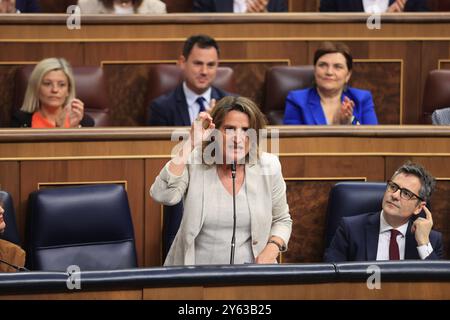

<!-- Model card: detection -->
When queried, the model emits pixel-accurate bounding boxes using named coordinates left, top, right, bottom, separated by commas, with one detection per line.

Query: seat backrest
left=324, top=182, right=386, bottom=248
left=14, top=65, right=110, bottom=126
left=162, top=202, right=183, bottom=261
left=26, top=184, right=137, bottom=271
left=146, top=64, right=236, bottom=109
left=0, top=191, right=21, bottom=246
left=263, top=65, right=315, bottom=124
left=422, top=69, right=450, bottom=124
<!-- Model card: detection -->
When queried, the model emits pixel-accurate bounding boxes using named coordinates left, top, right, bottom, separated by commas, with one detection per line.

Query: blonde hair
left=21, top=58, right=76, bottom=113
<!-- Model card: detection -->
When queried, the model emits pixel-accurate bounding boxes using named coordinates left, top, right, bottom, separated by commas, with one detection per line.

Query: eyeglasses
left=386, top=180, right=423, bottom=201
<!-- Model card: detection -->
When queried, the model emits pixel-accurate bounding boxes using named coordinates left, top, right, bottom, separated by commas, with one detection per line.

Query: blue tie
left=196, top=97, right=206, bottom=113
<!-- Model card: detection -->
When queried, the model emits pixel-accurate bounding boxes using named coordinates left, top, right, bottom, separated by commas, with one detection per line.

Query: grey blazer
left=150, top=150, right=292, bottom=266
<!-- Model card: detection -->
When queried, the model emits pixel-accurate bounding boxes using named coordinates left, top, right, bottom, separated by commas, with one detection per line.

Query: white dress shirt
left=362, top=0, right=390, bottom=13
left=182, top=82, right=212, bottom=125
left=233, top=0, right=248, bottom=13
left=376, top=210, right=433, bottom=260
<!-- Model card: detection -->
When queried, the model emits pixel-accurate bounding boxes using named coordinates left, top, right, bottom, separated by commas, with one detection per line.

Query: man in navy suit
left=147, top=35, right=230, bottom=126
left=325, top=162, right=443, bottom=262
left=0, top=0, right=40, bottom=13
left=193, top=0, right=287, bottom=13
left=320, top=0, right=428, bottom=12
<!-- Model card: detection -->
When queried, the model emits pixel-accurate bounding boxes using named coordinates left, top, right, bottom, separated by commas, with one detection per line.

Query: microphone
left=0, top=257, right=29, bottom=272
left=230, top=161, right=237, bottom=265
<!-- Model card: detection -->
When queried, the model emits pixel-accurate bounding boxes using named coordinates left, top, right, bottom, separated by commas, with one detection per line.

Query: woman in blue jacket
left=283, top=42, right=378, bottom=125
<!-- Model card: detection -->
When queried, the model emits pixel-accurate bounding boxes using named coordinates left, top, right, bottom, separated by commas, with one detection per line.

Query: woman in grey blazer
left=150, top=96, right=292, bottom=266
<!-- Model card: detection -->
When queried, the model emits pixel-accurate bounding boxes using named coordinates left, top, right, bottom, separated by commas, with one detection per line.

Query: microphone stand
left=230, top=162, right=237, bottom=265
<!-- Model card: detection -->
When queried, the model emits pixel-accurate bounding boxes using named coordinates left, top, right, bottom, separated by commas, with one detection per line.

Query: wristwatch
left=267, top=239, right=287, bottom=252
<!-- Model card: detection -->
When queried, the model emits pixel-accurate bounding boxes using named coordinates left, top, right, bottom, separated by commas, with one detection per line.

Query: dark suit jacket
left=11, top=110, right=95, bottom=127
left=16, top=0, right=40, bottom=13
left=193, top=0, right=287, bottom=12
left=147, top=84, right=230, bottom=126
left=324, top=211, right=443, bottom=262
left=320, top=0, right=428, bottom=12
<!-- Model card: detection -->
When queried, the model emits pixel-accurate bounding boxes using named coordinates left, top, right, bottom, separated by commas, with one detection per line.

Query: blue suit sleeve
left=324, top=219, right=350, bottom=262
left=192, top=0, right=213, bottom=12
left=147, top=101, right=169, bottom=126
left=270, top=0, right=288, bottom=12
left=406, top=0, right=429, bottom=11
left=17, top=0, right=40, bottom=13
left=283, top=91, right=303, bottom=125
left=360, top=91, right=378, bottom=125
left=29, top=0, right=40, bottom=12
left=319, top=0, right=337, bottom=12
left=426, top=232, right=443, bottom=260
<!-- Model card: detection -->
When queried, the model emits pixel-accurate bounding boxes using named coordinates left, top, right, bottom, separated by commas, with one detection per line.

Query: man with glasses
left=324, top=162, right=443, bottom=262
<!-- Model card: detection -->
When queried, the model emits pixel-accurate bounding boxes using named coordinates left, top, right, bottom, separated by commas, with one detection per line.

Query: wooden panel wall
left=37, top=0, right=450, bottom=13
left=3, top=281, right=450, bottom=300
left=1, top=128, right=449, bottom=267
left=37, top=0, right=320, bottom=13
left=1, top=15, right=449, bottom=126
left=0, top=44, right=435, bottom=126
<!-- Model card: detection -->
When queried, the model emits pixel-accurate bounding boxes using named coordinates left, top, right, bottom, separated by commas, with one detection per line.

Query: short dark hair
left=313, top=42, right=353, bottom=71
left=392, top=161, right=436, bottom=201
left=182, top=34, right=220, bottom=59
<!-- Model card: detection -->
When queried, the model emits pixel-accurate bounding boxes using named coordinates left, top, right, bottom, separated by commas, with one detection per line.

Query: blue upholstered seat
left=26, top=184, right=137, bottom=271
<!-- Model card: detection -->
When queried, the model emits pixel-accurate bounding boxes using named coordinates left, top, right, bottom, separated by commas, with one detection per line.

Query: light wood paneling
left=144, top=286, right=205, bottom=300
left=202, top=282, right=450, bottom=300
left=2, top=282, right=450, bottom=300
left=0, top=289, right=142, bottom=300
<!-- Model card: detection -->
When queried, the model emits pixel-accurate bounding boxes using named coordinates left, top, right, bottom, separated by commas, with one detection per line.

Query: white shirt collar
left=362, top=0, right=390, bottom=13
left=233, top=0, right=247, bottom=13
left=380, top=210, right=409, bottom=236
left=183, top=81, right=211, bottom=107
left=183, top=82, right=212, bottom=124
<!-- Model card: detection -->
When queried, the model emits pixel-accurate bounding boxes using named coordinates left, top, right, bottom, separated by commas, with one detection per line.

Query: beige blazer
left=150, top=151, right=292, bottom=266
left=77, top=0, right=167, bottom=14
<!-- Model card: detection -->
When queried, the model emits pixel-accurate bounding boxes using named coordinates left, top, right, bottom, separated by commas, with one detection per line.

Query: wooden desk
left=1, top=126, right=449, bottom=266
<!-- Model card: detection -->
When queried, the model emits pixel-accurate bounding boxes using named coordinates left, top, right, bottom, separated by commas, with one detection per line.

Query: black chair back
left=324, top=182, right=386, bottom=247
left=26, top=184, right=137, bottom=271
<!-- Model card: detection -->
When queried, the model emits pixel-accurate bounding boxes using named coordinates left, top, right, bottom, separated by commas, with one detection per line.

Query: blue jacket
left=283, top=87, right=378, bottom=125
left=16, top=0, right=40, bottom=13
left=147, top=84, right=230, bottom=126
left=324, top=211, right=443, bottom=262
left=320, top=0, right=428, bottom=12
left=193, top=0, right=287, bottom=12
